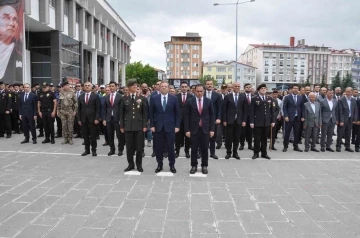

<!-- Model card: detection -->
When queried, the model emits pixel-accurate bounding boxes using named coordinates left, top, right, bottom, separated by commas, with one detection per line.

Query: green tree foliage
left=320, top=74, right=327, bottom=88
left=331, top=71, right=342, bottom=90
left=301, top=75, right=311, bottom=87
left=341, top=72, right=354, bottom=89
left=122, top=61, right=158, bottom=86
left=198, top=74, right=217, bottom=86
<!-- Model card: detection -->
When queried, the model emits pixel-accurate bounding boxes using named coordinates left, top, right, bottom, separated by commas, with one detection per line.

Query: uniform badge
left=8, top=94, right=11, bottom=97
left=137, top=105, right=140, bottom=108
left=256, top=101, right=260, bottom=105
left=46, top=93, right=49, bottom=97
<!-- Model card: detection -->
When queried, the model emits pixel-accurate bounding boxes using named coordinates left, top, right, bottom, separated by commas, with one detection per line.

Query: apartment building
left=154, top=68, right=166, bottom=81
left=329, top=50, right=353, bottom=84
left=202, top=61, right=256, bottom=88
left=164, top=32, right=202, bottom=86
left=15, top=0, right=135, bottom=86
left=350, top=50, right=360, bottom=90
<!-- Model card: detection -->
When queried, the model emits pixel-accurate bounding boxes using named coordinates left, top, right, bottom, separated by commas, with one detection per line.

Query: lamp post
left=213, top=0, right=255, bottom=83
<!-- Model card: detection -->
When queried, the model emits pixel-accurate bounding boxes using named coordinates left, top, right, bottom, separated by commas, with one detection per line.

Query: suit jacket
left=283, top=94, right=303, bottom=121
left=11, top=91, right=21, bottom=111
left=303, top=102, right=321, bottom=127
left=104, top=92, right=122, bottom=123
left=19, top=92, right=37, bottom=118
left=78, top=92, right=101, bottom=123
left=316, top=94, right=326, bottom=102
left=222, top=93, right=244, bottom=125
left=337, top=96, right=358, bottom=124
left=176, top=92, right=194, bottom=122
left=150, top=94, right=180, bottom=132
left=320, top=98, right=338, bottom=124
left=120, top=94, right=147, bottom=131
left=0, top=90, right=11, bottom=113
left=249, top=95, right=275, bottom=127
left=184, top=97, right=215, bottom=135
left=240, top=93, right=251, bottom=123
left=208, top=91, right=222, bottom=121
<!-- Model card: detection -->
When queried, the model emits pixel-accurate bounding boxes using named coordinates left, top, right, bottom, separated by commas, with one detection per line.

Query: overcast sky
left=108, top=0, right=360, bottom=70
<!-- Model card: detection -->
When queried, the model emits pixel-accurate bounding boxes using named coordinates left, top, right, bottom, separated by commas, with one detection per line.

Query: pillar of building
left=104, top=55, right=110, bottom=85
left=39, top=0, right=49, bottom=24
left=88, top=14, right=94, bottom=47
left=114, top=60, right=119, bottom=83
left=55, top=0, right=64, bottom=31
left=108, top=32, right=113, bottom=57
left=121, top=63, right=126, bottom=87
left=68, top=0, right=76, bottom=38
left=91, top=49, right=98, bottom=84
left=78, top=8, right=85, bottom=41
left=95, top=20, right=101, bottom=50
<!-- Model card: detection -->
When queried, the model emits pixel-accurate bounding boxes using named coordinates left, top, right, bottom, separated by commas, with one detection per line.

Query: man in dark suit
left=250, top=84, right=275, bottom=160
left=282, top=84, right=303, bottom=152
left=150, top=81, right=180, bottom=173
left=299, top=86, right=311, bottom=144
left=240, top=83, right=253, bottom=150
left=0, top=81, right=12, bottom=138
left=10, top=83, right=21, bottom=134
left=320, top=89, right=338, bottom=152
left=270, top=90, right=281, bottom=150
left=78, top=82, right=101, bottom=156
left=355, top=98, right=360, bottom=152
left=103, top=81, right=122, bottom=156
left=120, top=79, right=148, bottom=172
left=336, top=87, right=358, bottom=152
left=19, top=83, right=37, bottom=144
left=175, top=81, right=193, bottom=158
left=205, top=79, right=221, bottom=159
left=222, top=82, right=243, bottom=160
left=185, top=84, right=215, bottom=174
left=74, top=83, right=83, bottom=139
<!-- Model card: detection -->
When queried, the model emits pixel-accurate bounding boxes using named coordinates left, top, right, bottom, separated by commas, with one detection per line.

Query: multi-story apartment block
left=329, top=50, right=352, bottom=84
left=202, top=61, right=256, bottom=88
left=350, top=50, right=360, bottom=90
left=164, top=33, right=202, bottom=86
left=154, top=68, right=166, bottom=81
left=15, top=0, right=135, bottom=87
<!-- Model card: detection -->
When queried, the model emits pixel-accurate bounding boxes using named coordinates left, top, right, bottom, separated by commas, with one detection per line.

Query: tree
left=320, top=74, right=327, bottom=88
left=341, top=72, right=354, bottom=89
left=121, top=61, right=158, bottom=86
left=331, top=71, right=342, bottom=90
left=198, top=74, right=217, bottom=86
left=301, top=75, right=311, bottom=87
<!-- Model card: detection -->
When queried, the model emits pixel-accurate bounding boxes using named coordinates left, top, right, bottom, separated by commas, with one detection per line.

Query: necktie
left=198, top=98, right=202, bottom=126
left=182, top=93, right=186, bottom=104
left=247, top=94, right=250, bottom=104
left=235, top=94, right=238, bottom=107
left=85, top=93, right=89, bottom=104
left=162, top=96, right=167, bottom=111
left=25, top=93, right=28, bottom=102
left=207, top=91, right=211, bottom=99
left=131, top=94, right=135, bottom=102
left=110, top=93, right=114, bottom=106
left=294, top=95, right=297, bottom=104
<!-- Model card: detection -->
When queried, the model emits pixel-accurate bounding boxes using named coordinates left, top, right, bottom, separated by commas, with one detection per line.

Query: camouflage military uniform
left=57, top=90, right=77, bottom=144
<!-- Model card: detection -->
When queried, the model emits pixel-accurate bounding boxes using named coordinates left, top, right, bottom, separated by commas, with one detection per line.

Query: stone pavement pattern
left=0, top=134, right=359, bottom=237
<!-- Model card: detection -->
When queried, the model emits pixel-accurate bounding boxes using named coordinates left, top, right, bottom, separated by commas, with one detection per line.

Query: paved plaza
left=0, top=134, right=359, bottom=238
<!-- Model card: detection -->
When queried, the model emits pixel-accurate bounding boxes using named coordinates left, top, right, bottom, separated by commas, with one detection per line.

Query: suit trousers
left=41, top=111, right=55, bottom=139
left=254, top=126, right=270, bottom=155
left=305, top=126, right=319, bottom=149
left=320, top=122, right=335, bottom=149
left=11, top=110, right=20, bottom=132
left=107, top=117, right=121, bottom=151
left=152, top=131, right=168, bottom=153
left=356, top=124, right=360, bottom=149
left=0, top=113, right=11, bottom=136
left=125, top=131, right=144, bottom=168
left=82, top=118, right=97, bottom=152
left=283, top=117, right=301, bottom=148
left=225, top=122, right=241, bottom=154
left=22, top=116, right=36, bottom=140
left=240, top=123, right=253, bottom=147
left=154, top=129, right=175, bottom=167
left=191, top=128, right=209, bottom=167
left=215, top=124, right=223, bottom=146
left=336, top=118, right=353, bottom=149
left=73, top=115, right=81, bottom=136
left=352, top=124, right=359, bottom=143
left=209, top=123, right=221, bottom=154
left=175, top=120, right=190, bottom=153
left=36, top=113, right=43, bottom=134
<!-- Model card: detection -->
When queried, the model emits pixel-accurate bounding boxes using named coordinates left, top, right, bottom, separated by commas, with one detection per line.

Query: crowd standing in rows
left=0, top=80, right=359, bottom=175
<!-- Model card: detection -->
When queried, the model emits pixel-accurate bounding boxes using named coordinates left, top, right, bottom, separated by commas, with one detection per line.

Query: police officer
left=11, top=83, right=22, bottom=134
left=0, top=81, right=12, bottom=138
left=37, top=82, right=57, bottom=144
left=57, top=82, right=77, bottom=145
left=120, top=79, right=148, bottom=172
left=33, top=84, right=44, bottom=137
left=250, top=84, right=275, bottom=160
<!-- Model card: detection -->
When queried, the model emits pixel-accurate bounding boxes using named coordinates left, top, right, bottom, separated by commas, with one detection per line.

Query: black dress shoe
left=216, top=145, right=221, bottom=149
left=155, top=166, right=163, bottom=173
left=42, top=139, right=50, bottom=144
left=51, top=139, right=55, bottom=144
left=239, top=145, right=244, bottom=150
left=210, top=154, right=218, bottom=159
left=55, top=134, right=61, bottom=138
left=304, top=148, right=309, bottom=152
left=175, top=152, right=179, bottom=158
left=142, top=152, right=145, bottom=157
left=82, top=142, right=85, bottom=145
left=311, top=148, right=319, bottom=152
left=248, top=145, right=254, bottom=150
left=261, top=154, right=271, bottom=160
left=271, top=147, right=277, bottom=151
left=124, top=166, right=134, bottom=172
left=185, top=153, right=190, bottom=158
left=74, top=135, right=80, bottom=138
left=118, top=151, right=123, bottom=156
left=0, top=134, right=4, bottom=137
left=108, top=150, right=115, bottom=156
left=233, top=153, right=240, bottom=160
left=38, top=134, right=44, bottom=138
left=92, top=151, right=97, bottom=156
left=33, top=140, right=37, bottom=144
left=282, top=148, right=288, bottom=152
left=190, top=166, right=197, bottom=174
left=252, top=153, right=259, bottom=160
left=103, top=142, right=108, bottom=146
left=20, top=139, right=29, bottom=144
left=81, top=151, right=90, bottom=156
left=294, top=147, right=303, bottom=152
left=202, top=166, right=208, bottom=174
left=225, top=154, right=231, bottom=159
left=163, top=152, right=168, bottom=158
left=326, top=148, right=334, bottom=152
left=355, top=148, right=360, bottom=152
left=336, top=148, right=341, bottom=152
left=170, top=167, right=176, bottom=173
left=345, top=148, right=354, bottom=152
left=137, top=167, right=143, bottom=172
left=151, top=152, right=156, bottom=157
left=6, top=134, right=11, bottom=138
left=321, top=148, right=325, bottom=152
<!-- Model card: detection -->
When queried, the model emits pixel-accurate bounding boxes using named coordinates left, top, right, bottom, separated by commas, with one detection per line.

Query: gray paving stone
left=163, top=220, right=190, bottom=238
left=145, top=192, right=169, bottom=210
left=133, top=230, right=163, bottom=238
left=210, top=187, right=232, bottom=202
left=0, top=212, right=38, bottom=237
left=285, top=211, right=325, bottom=234
left=232, top=195, right=257, bottom=211
left=22, top=195, right=59, bottom=213
left=166, top=201, right=190, bottom=221
left=103, top=218, right=137, bottom=238
left=46, top=183, right=76, bottom=196
left=127, top=185, right=151, bottom=200
left=267, top=221, right=302, bottom=237
left=71, top=197, right=100, bottom=216
left=227, top=183, right=248, bottom=195
left=322, top=188, right=357, bottom=203
left=286, top=188, right=315, bottom=203
left=213, top=202, right=238, bottom=221
left=238, top=211, right=270, bottom=234
left=38, top=177, right=65, bottom=188
left=8, top=181, right=41, bottom=194
left=190, top=182, right=209, bottom=194
left=191, top=210, right=216, bottom=233
left=112, top=179, right=137, bottom=192
left=74, top=178, right=101, bottom=190
left=13, top=187, right=50, bottom=203
left=136, top=209, right=165, bottom=231
left=300, top=203, right=338, bottom=222
left=73, top=228, right=106, bottom=238
left=169, top=187, right=190, bottom=202
left=0, top=193, right=23, bottom=207
left=86, top=184, right=113, bottom=199
left=329, top=211, right=360, bottom=234
left=33, top=204, right=73, bottom=226
left=318, top=221, right=358, bottom=238
left=257, top=203, right=288, bottom=222
left=82, top=206, right=117, bottom=229
left=191, top=233, right=217, bottom=238
left=272, top=196, right=302, bottom=212
left=190, top=193, right=211, bottom=211
left=57, top=189, right=88, bottom=205
left=117, top=199, right=146, bottom=219
left=99, top=191, right=127, bottom=207
left=0, top=202, right=28, bottom=223
left=43, top=215, right=87, bottom=238
left=151, top=181, right=171, bottom=193
left=312, top=195, right=349, bottom=212
left=247, top=188, right=273, bottom=203
left=217, top=221, right=245, bottom=235
left=14, top=224, right=51, bottom=238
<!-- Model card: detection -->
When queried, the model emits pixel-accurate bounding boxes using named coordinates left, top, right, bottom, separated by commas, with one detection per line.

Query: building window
left=193, top=54, right=198, bottom=58
left=216, top=75, right=226, bottom=80
left=301, top=69, right=304, bottom=75
left=193, top=63, right=198, bottom=67
left=207, top=67, right=212, bottom=71
left=192, top=45, right=199, bottom=50
left=264, top=68, right=268, bottom=74
left=76, top=6, right=80, bottom=23
left=301, top=62, right=305, bottom=67
left=272, top=60, right=276, bottom=66
left=264, top=76, right=268, bottom=81
left=287, top=54, right=291, bottom=59
left=181, top=62, right=189, bottom=67
left=316, top=62, right=320, bottom=68
left=279, top=69, right=284, bottom=75
left=49, top=0, right=56, bottom=8
left=264, top=53, right=269, bottom=58
left=264, top=60, right=269, bottom=66
left=294, top=54, right=298, bottom=59
left=272, top=53, right=276, bottom=58
left=182, top=70, right=189, bottom=75
left=181, top=53, right=189, bottom=58
left=339, top=63, right=342, bottom=68
left=182, top=44, right=189, bottom=50
left=216, top=67, right=226, bottom=72
left=301, top=54, right=305, bottom=59
left=339, top=56, right=343, bottom=61
left=287, top=61, right=291, bottom=67
left=228, top=75, right=232, bottom=79
left=64, top=0, right=69, bottom=16
left=279, top=53, right=284, bottom=59
left=228, top=67, right=233, bottom=71
left=272, top=76, right=276, bottom=81
left=279, top=61, right=284, bottom=67
left=192, top=71, right=198, bottom=76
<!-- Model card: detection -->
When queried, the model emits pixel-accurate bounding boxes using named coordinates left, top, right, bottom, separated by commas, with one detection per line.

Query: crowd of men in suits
left=1, top=79, right=360, bottom=175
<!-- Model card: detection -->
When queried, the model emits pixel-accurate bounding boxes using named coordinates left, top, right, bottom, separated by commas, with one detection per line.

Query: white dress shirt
left=310, top=102, right=316, bottom=113
left=346, top=97, right=352, bottom=117
left=196, top=96, right=204, bottom=112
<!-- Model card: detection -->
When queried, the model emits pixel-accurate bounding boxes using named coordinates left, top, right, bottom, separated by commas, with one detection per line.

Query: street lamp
left=213, top=0, right=255, bottom=83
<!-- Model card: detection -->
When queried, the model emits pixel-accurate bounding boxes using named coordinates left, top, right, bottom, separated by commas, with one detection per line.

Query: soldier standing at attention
left=57, top=82, right=78, bottom=145
left=37, top=82, right=57, bottom=144
left=0, top=81, right=12, bottom=138
left=250, top=84, right=275, bottom=160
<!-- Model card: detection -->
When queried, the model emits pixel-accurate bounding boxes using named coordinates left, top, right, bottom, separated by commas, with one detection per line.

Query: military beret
left=61, top=82, right=69, bottom=87
left=257, top=84, right=266, bottom=91
left=0, top=0, right=21, bottom=7
left=42, top=82, right=49, bottom=87
left=49, top=83, right=54, bottom=87
left=126, top=79, right=137, bottom=87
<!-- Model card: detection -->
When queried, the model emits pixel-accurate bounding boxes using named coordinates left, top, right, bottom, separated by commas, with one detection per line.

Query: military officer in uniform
left=37, top=82, right=57, bottom=144
left=250, top=84, right=275, bottom=160
left=0, top=81, right=12, bottom=138
left=57, top=82, right=77, bottom=145
left=120, top=79, right=148, bottom=172
left=10, top=84, right=22, bottom=134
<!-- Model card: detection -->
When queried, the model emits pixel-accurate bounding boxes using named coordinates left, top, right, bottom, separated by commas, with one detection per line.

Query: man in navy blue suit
left=19, top=83, right=37, bottom=144
left=150, top=81, right=180, bottom=173
left=282, top=84, right=303, bottom=152
left=185, top=84, right=215, bottom=174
